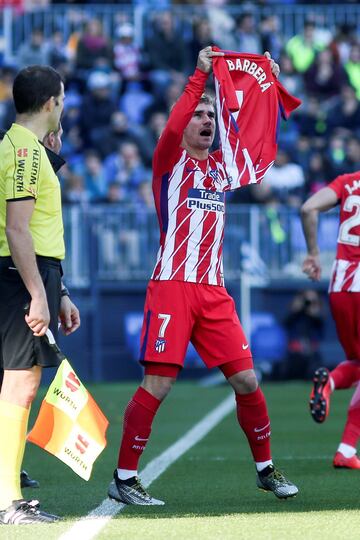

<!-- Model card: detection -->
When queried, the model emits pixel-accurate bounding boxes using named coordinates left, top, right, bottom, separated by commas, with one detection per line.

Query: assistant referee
left=0, top=66, right=80, bottom=525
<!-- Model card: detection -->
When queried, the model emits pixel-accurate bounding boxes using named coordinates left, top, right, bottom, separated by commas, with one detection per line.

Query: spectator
left=119, top=81, right=153, bottom=125
left=330, top=23, right=357, bottom=64
left=188, top=18, right=216, bottom=68
left=63, top=171, right=91, bottom=205
left=45, top=30, right=70, bottom=70
left=73, top=150, right=107, bottom=200
left=283, top=290, right=324, bottom=380
left=262, top=149, right=306, bottom=206
left=139, top=111, right=167, bottom=166
left=80, top=71, right=117, bottom=147
left=144, top=11, right=190, bottom=96
left=303, top=48, right=348, bottom=101
left=204, top=0, right=237, bottom=51
left=344, top=136, right=360, bottom=173
left=326, top=133, right=348, bottom=178
left=0, top=68, right=15, bottom=129
left=327, top=85, right=360, bottom=135
left=235, top=12, right=262, bottom=55
left=260, top=14, right=282, bottom=62
left=279, top=54, right=305, bottom=102
left=113, top=23, right=141, bottom=91
left=143, top=78, right=184, bottom=121
left=75, top=19, right=113, bottom=72
left=297, top=96, right=328, bottom=139
left=306, top=152, right=331, bottom=195
left=286, top=20, right=324, bottom=73
left=17, top=29, right=49, bottom=68
left=344, top=44, right=360, bottom=99
left=103, top=141, right=150, bottom=199
left=94, top=111, right=144, bottom=159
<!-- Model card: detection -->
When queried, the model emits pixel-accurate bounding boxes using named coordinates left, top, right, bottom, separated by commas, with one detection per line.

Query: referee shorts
left=0, top=256, right=62, bottom=370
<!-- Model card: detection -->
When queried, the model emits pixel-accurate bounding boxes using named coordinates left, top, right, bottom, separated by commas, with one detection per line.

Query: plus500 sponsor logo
left=187, top=189, right=225, bottom=213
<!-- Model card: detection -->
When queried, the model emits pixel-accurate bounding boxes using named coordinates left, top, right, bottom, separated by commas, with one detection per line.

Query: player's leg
left=220, top=362, right=298, bottom=498
left=109, top=281, right=192, bottom=505
left=333, top=381, right=360, bottom=468
left=310, top=292, right=360, bottom=423
left=192, top=285, right=298, bottom=499
left=108, top=366, right=179, bottom=505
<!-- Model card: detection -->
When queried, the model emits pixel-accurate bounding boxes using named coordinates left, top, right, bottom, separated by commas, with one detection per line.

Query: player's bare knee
left=142, top=375, right=175, bottom=401
left=227, top=369, right=258, bottom=394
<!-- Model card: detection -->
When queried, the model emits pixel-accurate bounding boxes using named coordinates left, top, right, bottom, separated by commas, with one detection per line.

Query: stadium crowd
left=0, top=8, right=359, bottom=211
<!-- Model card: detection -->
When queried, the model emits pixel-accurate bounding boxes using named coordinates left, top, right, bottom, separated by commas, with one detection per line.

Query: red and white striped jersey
left=151, top=64, right=299, bottom=286
left=328, top=171, right=360, bottom=292
left=151, top=68, right=229, bottom=286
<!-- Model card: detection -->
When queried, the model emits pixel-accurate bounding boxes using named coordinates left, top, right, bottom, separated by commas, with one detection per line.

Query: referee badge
left=155, top=338, right=166, bottom=353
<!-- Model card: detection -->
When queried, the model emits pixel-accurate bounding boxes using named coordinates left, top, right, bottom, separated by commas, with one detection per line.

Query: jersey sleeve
left=5, top=138, right=41, bottom=201
left=327, top=174, right=347, bottom=199
left=275, top=79, right=302, bottom=119
left=153, top=68, right=209, bottom=176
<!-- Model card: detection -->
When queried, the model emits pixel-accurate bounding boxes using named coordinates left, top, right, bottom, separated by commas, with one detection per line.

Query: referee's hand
left=59, top=296, right=81, bottom=335
left=25, top=297, right=50, bottom=336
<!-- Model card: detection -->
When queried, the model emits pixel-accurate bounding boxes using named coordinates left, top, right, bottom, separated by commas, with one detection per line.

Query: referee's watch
left=61, top=286, right=70, bottom=298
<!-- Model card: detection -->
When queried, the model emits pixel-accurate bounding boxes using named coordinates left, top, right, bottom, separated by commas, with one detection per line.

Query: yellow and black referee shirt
left=0, top=123, right=65, bottom=259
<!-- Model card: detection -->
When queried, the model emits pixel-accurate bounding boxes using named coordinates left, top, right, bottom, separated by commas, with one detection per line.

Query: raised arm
left=153, top=47, right=223, bottom=174
left=301, top=187, right=338, bottom=281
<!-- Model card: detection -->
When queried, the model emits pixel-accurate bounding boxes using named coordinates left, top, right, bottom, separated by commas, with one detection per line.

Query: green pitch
left=2, top=381, right=360, bottom=540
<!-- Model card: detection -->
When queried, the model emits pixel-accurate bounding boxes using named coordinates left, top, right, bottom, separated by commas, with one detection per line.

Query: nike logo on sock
left=134, top=436, right=149, bottom=442
left=254, top=421, right=270, bottom=433
left=242, top=343, right=249, bottom=350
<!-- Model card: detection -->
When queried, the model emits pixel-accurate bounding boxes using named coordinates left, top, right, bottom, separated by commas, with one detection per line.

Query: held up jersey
left=212, top=50, right=301, bottom=186
left=328, top=171, right=360, bottom=292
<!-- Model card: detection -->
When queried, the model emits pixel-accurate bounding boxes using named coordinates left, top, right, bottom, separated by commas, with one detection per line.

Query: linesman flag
left=27, top=332, right=109, bottom=480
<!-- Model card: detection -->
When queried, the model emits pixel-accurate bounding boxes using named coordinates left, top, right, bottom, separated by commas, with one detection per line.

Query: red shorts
left=329, top=291, right=360, bottom=360
left=139, top=280, right=253, bottom=370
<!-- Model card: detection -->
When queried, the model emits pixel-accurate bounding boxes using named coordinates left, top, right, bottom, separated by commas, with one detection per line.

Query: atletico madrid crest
left=155, top=338, right=166, bottom=353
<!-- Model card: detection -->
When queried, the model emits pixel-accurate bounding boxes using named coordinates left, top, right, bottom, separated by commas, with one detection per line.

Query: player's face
left=49, top=82, right=65, bottom=131
left=183, top=103, right=216, bottom=152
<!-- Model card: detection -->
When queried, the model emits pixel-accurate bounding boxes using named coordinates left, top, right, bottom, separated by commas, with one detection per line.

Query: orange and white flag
left=28, top=360, right=109, bottom=481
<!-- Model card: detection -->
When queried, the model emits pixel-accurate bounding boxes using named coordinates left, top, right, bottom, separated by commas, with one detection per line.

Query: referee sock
left=117, top=387, right=161, bottom=471
left=0, top=399, right=29, bottom=510
left=331, top=361, right=360, bottom=389
left=236, top=387, right=272, bottom=463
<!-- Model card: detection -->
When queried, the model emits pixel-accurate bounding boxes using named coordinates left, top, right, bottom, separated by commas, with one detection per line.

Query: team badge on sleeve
left=17, top=148, right=28, bottom=158
left=155, top=338, right=166, bottom=353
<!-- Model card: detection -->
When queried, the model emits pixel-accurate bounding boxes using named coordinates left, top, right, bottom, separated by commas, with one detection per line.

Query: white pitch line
left=59, top=393, right=235, bottom=540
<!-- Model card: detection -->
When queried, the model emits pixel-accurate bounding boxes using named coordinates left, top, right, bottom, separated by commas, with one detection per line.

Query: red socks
left=117, top=386, right=161, bottom=470
left=341, top=383, right=360, bottom=448
left=236, top=387, right=272, bottom=462
left=331, top=361, right=360, bottom=389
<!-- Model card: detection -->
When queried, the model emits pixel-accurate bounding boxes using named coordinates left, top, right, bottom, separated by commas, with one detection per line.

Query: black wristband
left=61, top=286, right=70, bottom=298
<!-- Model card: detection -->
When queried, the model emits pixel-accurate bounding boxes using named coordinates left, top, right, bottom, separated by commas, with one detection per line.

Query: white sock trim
left=117, top=468, right=138, bottom=480
left=255, top=460, right=273, bottom=472
left=337, top=443, right=356, bottom=458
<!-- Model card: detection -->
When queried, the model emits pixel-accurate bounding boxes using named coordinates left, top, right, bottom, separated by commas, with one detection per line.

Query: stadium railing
left=3, top=3, right=360, bottom=64
left=61, top=204, right=339, bottom=288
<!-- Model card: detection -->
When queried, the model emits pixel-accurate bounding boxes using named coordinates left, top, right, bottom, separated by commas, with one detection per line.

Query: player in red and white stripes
left=108, top=47, right=298, bottom=506
left=302, top=171, right=360, bottom=469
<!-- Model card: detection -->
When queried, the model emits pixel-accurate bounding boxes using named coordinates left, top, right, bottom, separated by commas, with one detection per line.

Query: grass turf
left=1, top=381, right=360, bottom=539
